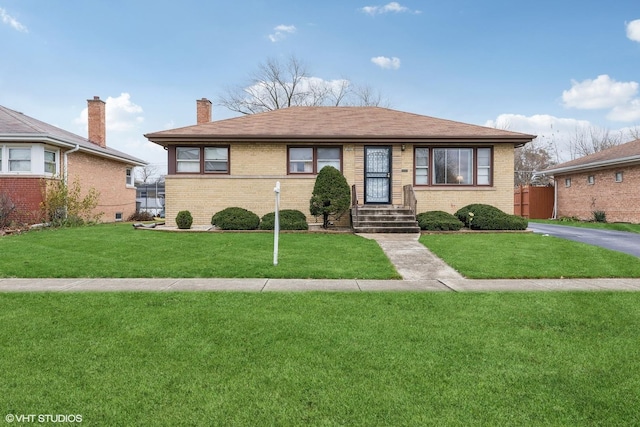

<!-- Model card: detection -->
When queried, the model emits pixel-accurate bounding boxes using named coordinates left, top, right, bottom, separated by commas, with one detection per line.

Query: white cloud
left=360, top=2, right=419, bottom=16
left=268, top=24, right=296, bottom=42
left=371, top=56, right=401, bottom=69
left=0, top=7, right=28, bottom=33
left=608, top=99, right=640, bottom=122
left=76, top=93, right=144, bottom=132
left=562, top=74, right=638, bottom=110
left=485, top=113, right=594, bottom=162
left=626, top=19, right=640, bottom=42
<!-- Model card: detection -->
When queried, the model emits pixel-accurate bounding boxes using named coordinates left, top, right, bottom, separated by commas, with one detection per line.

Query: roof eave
left=0, top=134, right=147, bottom=166
left=539, top=155, right=640, bottom=175
left=145, top=134, right=535, bottom=146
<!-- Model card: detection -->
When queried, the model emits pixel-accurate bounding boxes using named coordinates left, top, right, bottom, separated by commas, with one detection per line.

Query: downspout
left=552, top=177, right=558, bottom=219
left=62, top=145, right=80, bottom=221
left=64, top=144, right=80, bottom=184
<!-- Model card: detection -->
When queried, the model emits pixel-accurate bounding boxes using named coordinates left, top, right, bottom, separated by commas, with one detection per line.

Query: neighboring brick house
left=0, top=97, right=146, bottom=224
left=539, top=139, right=640, bottom=223
left=145, top=99, right=535, bottom=228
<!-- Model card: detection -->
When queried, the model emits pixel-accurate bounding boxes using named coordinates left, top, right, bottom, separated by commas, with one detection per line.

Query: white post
left=273, top=181, right=281, bottom=266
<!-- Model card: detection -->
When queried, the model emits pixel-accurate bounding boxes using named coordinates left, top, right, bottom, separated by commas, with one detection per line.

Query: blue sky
left=1, top=1, right=639, bottom=176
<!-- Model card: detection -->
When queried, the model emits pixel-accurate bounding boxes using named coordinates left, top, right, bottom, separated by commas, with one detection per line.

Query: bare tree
left=626, top=125, right=640, bottom=141
left=569, top=126, right=622, bottom=159
left=218, top=55, right=387, bottom=114
left=135, top=165, right=160, bottom=185
left=514, top=138, right=556, bottom=187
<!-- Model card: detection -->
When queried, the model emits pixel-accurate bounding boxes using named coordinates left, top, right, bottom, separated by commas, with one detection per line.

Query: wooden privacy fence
left=514, top=185, right=554, bottom=219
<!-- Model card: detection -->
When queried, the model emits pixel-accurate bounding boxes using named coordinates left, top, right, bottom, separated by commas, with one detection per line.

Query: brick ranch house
left=539, top=138, right=640, bottom=223
left=0, top=97, right=146, bottom=224
left=145, top=99, right=535, bottom=229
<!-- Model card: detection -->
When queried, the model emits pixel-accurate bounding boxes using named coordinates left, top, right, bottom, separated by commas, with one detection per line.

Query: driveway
left=528, top=223, right=640, bottom=257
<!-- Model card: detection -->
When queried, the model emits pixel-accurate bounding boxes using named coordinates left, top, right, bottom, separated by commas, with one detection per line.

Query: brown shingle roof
left=145, top=106, right=535, bottom=144
left=0, top=105, right=146, bottom=166
left=540, top=138, right=640, bottom=175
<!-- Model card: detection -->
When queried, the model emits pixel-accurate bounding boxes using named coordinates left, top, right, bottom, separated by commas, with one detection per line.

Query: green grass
left=530, top=219, right=640, bottom=233
left=420, top=233, right=640, bottom=279
left=0, top=223, right=399, bottom=279
left=1, top=292, right=639, bottom=426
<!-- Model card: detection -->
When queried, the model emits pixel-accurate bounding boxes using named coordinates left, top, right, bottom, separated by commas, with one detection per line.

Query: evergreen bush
left=211, top=207, right=260, bottom=230
left=592, top=210, right=607, bottom=223
left=417, top=210, right=464, bottom=231
left=259, top=210, right=308, bottom=230
left=175, top=210, right=193, bottom=229
left=309, top=166, right=351, bottom=229
left=455, top=204, right=527, bottom=230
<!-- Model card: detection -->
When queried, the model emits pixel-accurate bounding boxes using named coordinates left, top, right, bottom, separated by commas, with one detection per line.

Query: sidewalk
left=2, top=233, right=640, bottom=292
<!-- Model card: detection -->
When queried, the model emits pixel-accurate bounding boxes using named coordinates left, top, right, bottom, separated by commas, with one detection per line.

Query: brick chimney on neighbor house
left=87, top=96, right=106, bottom=148
left=196, top=98, right=212, bottom=124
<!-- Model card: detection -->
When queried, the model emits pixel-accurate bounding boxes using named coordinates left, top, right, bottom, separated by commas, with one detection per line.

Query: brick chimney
left=87, top=96, right=106, bottom=147
left=196, top=98, right=212, bottom=124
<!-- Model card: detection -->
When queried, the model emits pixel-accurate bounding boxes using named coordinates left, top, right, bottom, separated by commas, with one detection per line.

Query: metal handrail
left=351, top=184, right=358, bottom=225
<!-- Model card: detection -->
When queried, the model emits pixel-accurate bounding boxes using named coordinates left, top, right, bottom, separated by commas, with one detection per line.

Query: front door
left=364, top=146, right=392, bottom=204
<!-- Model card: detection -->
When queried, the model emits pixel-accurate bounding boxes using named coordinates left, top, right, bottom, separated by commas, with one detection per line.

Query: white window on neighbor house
left=615, top=171, right=623, bottom=182
left=126, top=168, right=133, bottom=186
left=9, top=147, right=31, bottom=172
left=176, top=147, right=201, bottom=173
left=565, top=178, right=571, bottom=187
left=587, top=175, right=595, bottom=185
left=204, top=147, right=229, bottom=173
left=44, top=150, right=57, bottom=174
left=415, top=148, right=429, bottom=185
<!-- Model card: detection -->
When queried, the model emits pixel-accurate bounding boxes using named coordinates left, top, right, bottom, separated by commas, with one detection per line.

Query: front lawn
left=0, top=223, right=399, bottom=279
left=1, top=292, right=639, bottom=426
left=420, top=233, right=640, bottom=279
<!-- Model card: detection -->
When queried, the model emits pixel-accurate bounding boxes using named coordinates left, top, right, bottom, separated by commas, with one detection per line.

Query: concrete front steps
left=352, top=205, right=420, bottom=233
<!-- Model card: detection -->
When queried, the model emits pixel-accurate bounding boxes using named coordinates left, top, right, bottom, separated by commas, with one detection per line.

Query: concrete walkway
left=2, top=233, right=640, bottom=292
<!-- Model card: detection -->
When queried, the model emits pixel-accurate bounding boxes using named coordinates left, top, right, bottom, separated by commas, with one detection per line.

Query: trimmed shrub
left=417, top=211, right=463, bottom=231
left=211, top=207, right=260, bottom=230
left=455, top=204, right=527, bottom=231
left=260, top=210, right=308, bottom=230
left=175, top=210, right=193, bottom=229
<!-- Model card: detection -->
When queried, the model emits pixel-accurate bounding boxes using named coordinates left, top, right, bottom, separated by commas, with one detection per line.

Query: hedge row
left=417, top=204, right=528, bottom=231
left=209, top=207, right=309, bottom=231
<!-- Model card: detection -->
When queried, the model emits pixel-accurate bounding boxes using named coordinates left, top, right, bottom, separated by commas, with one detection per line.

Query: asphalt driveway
left=528, top=223, right=640, bottom=257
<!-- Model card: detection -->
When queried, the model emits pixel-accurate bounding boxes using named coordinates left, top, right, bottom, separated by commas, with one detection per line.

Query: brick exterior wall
left=163, top=142, right=517, bottom=226
left=555, top=166, right=640, bottom=223
left=67, top=151, right=136, bottom=222
left=0, top=177, right=46, bottom=224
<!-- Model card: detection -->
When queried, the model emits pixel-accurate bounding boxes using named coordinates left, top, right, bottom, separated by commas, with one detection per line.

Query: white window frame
left=415, top=148, right=429, bottom=185
left=126, top=168, right=134, bottom=186
left=565, top=178, right=571, bottom=187
left=587, top=175, right=595, bottom=185
left=9, top=147, right=32, bottom=172
left=44, top=149, right=58, bottom=175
